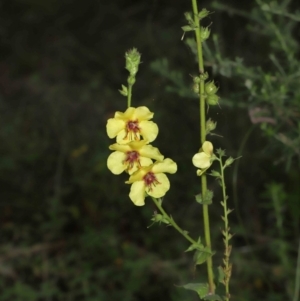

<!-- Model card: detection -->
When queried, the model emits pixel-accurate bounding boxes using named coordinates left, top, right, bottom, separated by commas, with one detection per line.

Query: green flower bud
left=151, top=213, right=170, bottom=225
left=184, top=12, right=193, bottom=23
left=224, top=157, right=234, bottom=168
left=193, top=76, right=201, bottom=84
left=199, top=72, right=209, bottom=81
left=206, top=94, right=219, bottom=106
left=206, top=118, right=217, bottom=134
left=193, top=83, right=200, bottom=94
left=127, top=75, right=136, bottom=86
left=205, top=81, right=218, bottom=95
left=125, top=48, right=141, bottom=76
left=200, top=27, right=211, bottom=41
left=198, top=8, right=210, bottom=20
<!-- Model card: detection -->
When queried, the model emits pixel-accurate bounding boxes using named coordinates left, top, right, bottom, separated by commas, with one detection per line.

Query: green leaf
left=210, top=170, right=221, bottom=178
left=204, top=190, right=213, bottom=204
left=181, top=25, right=194, bottom=32
left=118, top=84, right=128, bottom=96
left=204, top=294, right=223, bottom=300
left=217, top=266, right=225, bottom=283
left=185, top=238, right=203, bottom=252
left=195, top=193, right=203, bottom=204
left=193, top=246, right=213, bottom=265
left=179, top=282, right=209, bottom=299
left=195, top=190, right=213, bottom=205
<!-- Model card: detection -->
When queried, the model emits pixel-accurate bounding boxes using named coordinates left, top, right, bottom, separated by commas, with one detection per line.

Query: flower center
left=143, top=172, right=160, bottom=191
left=125, top=120, right=140, bottom=141
left=124, top=151, right=140, bottom=170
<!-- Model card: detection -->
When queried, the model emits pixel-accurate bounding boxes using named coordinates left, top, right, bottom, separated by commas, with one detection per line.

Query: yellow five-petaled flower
left=192, top=141, right=214, bottom=176
left=106, top=106, right=159, bottom=144
left=126, top=158, right=177, bottom=206
left=107, top=140, right=164, bottom=175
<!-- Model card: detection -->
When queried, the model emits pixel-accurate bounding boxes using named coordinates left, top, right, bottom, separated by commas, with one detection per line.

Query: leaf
left=185, top=238, right=203, bottom=252
left=195, top=190, right=213, bottom=205
left=204, top=190, right=213, bottom=204
left=193, top=246, right=213, bottom=265
left=217, top=266, right=225, bottom=283
left=204, top=294, right=223, bottom=300
left=181, top=25, right=194, bottom=32
left=179, top=282, right=209, bottom=299
left=210, top=170, right=221, bottom=178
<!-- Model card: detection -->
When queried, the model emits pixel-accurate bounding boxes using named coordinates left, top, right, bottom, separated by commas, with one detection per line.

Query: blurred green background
left=0, top=0, right=299, bottom=300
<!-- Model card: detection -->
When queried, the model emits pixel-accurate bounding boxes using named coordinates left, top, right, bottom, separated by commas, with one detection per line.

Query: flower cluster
left=107, top=106, right=177, bottom=206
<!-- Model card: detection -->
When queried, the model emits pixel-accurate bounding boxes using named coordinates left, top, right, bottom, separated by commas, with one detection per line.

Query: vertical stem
left=191, top=0, right=214, bottom=293
left=220, top=159, right=231, bottom=301
left=127, top=84, right=132, bottom=108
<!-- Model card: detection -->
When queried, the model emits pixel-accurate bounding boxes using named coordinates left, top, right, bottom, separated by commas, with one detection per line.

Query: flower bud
left=193, top=76, right=201, bottom=84
left=198, top=8, right=210, bottom=20
left=184, top=12, right=193, bottom=23
left=127, top=75, right=136, bottom=86
left=206, top=118, right=217, bottom=134
left=193, top=83, right=199, bottom=94
left=200, top=27, right=211, bottom=41
left=224, top=157, right=234, bottom=168
left=125, top=48, right=141, bottom=76
left=205, top=81, right=218, bottom=95
left=206, top=94, right=219, bottom=106
left=199, top=72, right=209, bottom=81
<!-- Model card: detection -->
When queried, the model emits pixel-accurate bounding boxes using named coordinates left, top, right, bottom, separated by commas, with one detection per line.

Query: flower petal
left=152, top=158, right=177, bottom=174
left=107, top=151, right=126, bottom=174
left=202, top=141, right=213, bottom=155
left=129, top=181, right=146, bottom=206
left=106, top=119, right=125, bottom=139
left=109, top=143, right=131, bottom=152
left=115, top=107, right=135, bottom=120
left=126, top=167, right=149, bottom=183
left=147, top=173, right=170, bottom=198
left=139, top=144, right=164, bottom=161
left=139, top=121, right=158, bottom=143
left=134, top=106, right=154, bottom=120
left=192, top=152, right=211, bottom=169
left=129, top=157, right=153, bottom=175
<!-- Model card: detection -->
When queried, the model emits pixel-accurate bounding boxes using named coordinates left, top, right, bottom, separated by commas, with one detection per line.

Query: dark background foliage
left=0, top=0, right=299, bottom=300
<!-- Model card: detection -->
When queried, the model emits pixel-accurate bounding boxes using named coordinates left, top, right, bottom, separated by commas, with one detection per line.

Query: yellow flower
left=126, top=158, right=177, bottom=206
left=106, top=106, right=159, bottom=144
left=107, top=140, right=164, bottom=175
left=192, top=141, right=214, bottom=176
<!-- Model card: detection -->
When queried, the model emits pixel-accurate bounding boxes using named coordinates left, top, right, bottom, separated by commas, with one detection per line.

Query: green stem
left=127, top=84, right=132, bottom=107
left=152, top=197, right=197, bottom=245
left=191, top=0, right=214, bottom=293
left=219, top=158, right=231, bottom=301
